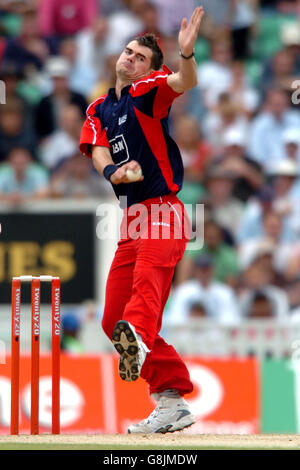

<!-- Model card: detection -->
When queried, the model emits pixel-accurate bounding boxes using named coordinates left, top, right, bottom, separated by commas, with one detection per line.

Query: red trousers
left=102, top=194, right=193, bottom=396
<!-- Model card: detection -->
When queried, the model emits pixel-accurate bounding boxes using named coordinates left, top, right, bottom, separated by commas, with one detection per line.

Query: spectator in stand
left=0, top=0, right=36, bottom=17
left=248, top=88, right=300, bottom=171
left=270, top=157, right=300, bottom=199
left=239, top=211, right=300, bottom=294
left=88, top=52, right=119, bottom=102
left=150, top=0, right=194, bottom=36
left=198, top=50, right=258, bottom=119
left=39, top=104, right=84, bottom=171
left=188, top=302, right=208, bottom=319
left=200, top=0, right=257, bottom=59
left=203, top=93, right=249, bottom=153
left=50, top=152, right=111, bottom=198
left=237, top=159, right=300, bottom=244
left=139, top=2, right=164, bottom=48
left=3, top=10, right=49, bottom=74
left=103, top=0, right=146, bottom=56
left=164, top=298, right=230, bottom=356
left=229, top=61, right=260, bottom=117
left=38, top=0, right=98, bottom=50
left=261, top=49, right=297, bottom=96
left=176, top=219, right=239, bottom=287
left=269, top=158, right=300, bottom=238
left=278, top=0, right=300, bottom=14
left=90, top=4, right=161, bottom=99
left=226, top=0, right=257, bottom=60
left=35, top=56, right=87, bottom=139
left=0, top=62, right=34, bottom=119
left=285, top=244, right=300, bottom=281
left=173, top=115, right=212, bottom=183
left=0, top=98, right=37, bottom=162
left=197, top=37, right=233, bottom=109
left=0, top=147, right=49, bottom=204
left=281, top=22, right=300, bottom=73
left=55, top=36, right=77, bottom=85
left=100, top=0, right=125, bottom=16
left=72, top=17, right=110, bottom=95
left=239, top=254, right=289, bottom=319
left=242, top=290, right=283, bottom=319
left=162, top=35, right=181, bottom=71
left=238, top=211, right=299, bottom=275
left=203, top=165, right=244, bottom=237
left=281, top=128, right=300, bottom=166
left=168, top=254, right=240, bottom=326
left=172, top=115, right=211, bottom=204
left=217, top=127, right=264, bottom=202
left=192, top=0, right=231, bottom=28
left=238, top=185, right=272, bottom=241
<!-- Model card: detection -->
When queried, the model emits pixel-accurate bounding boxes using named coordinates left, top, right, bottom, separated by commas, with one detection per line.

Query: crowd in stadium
left=1, top=0, right=300, bottom=324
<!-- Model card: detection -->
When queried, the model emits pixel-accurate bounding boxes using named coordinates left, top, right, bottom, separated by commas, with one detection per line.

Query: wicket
left=10, top=275, right=61, bottom=435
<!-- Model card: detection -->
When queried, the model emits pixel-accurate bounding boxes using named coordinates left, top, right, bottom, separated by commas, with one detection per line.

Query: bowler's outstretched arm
left=167, top=6, right=204, bottom=93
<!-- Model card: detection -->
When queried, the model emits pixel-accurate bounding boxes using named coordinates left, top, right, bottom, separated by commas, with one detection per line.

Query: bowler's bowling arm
left=92, top=146, right=143, bottom=184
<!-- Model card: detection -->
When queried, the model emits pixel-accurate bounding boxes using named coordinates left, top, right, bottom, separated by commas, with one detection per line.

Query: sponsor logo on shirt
left=109, top=134, right=130, bottom=166
left=118, top=114, right=127, bottom=126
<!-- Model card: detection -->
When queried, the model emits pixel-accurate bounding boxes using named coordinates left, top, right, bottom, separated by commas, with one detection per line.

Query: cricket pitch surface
left=0, top=433, right=300, bottom=450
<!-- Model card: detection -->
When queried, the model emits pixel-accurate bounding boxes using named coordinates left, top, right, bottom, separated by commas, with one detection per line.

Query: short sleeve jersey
left=79, top=65, right=184, bottom=207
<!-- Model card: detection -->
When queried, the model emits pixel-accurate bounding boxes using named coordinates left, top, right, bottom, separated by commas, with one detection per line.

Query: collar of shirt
left=107, top=65, right=174, bottom=100
left=108, top=85, right=131, bottom=100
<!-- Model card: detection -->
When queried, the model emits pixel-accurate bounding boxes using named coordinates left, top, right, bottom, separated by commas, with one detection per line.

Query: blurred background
left=1, top=0, right=300, bottom=435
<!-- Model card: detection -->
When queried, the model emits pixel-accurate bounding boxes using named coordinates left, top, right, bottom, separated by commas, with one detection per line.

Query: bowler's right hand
left=110, top=160, right=144, bottom=184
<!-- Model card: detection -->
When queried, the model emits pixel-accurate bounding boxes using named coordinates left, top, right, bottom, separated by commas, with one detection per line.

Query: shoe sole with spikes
left=112, top=320, right=141, bottom=382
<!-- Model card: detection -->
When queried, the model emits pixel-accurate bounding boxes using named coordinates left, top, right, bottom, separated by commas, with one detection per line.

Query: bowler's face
left=116, top=40, right=154, bottom=82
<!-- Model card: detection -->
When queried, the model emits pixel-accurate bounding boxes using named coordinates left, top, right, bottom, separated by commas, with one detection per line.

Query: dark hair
left=134, top=33, right=163, bottom=70
left=253, top=295, right=269, bottom=305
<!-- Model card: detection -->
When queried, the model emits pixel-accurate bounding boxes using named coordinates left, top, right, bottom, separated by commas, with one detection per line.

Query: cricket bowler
left=80, top=7, right=204, bottom=434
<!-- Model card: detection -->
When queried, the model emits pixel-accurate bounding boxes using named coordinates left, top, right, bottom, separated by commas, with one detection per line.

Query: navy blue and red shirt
left=79, top=65, right=184, bottom=207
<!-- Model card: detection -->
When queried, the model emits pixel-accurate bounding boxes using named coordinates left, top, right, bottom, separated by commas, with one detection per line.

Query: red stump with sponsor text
left=10, top=275, right=61, bottom=435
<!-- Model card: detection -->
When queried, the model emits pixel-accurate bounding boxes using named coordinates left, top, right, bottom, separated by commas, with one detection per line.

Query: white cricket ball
left=126, top=168, right=143, bottom=182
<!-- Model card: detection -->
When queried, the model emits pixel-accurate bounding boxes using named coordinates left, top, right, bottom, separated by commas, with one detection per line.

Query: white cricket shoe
left=128, top=389, right=195, bottom=434
left=112, top=320, right=149, bottom=382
